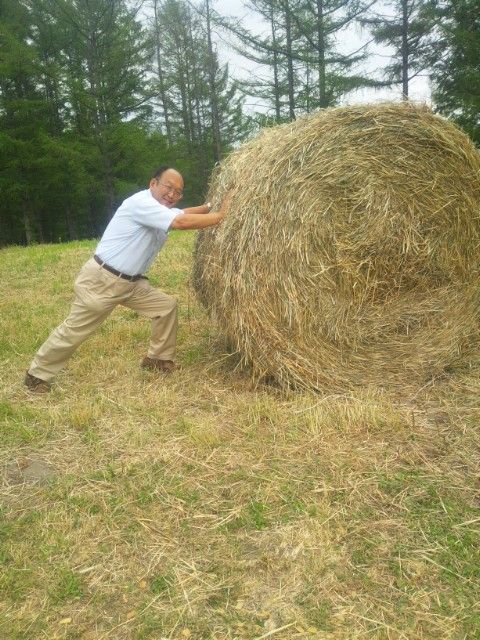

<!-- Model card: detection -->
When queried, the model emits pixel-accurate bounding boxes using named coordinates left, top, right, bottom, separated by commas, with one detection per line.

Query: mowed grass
left=0, top=236, right=479, bottom=640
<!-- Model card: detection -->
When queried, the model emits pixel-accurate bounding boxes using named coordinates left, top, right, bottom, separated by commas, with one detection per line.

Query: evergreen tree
left=150, top=0, right=249, bottom=200
left=361, top=0, right=433, bottom=98
left=47, top=0, right=153, bottom=224
left=1, top=0, right=259, bottom=245
left=0, top=0, right=52, bottom=244
left=429, top=0, right=480, bottom=144
left=215, top=0, right=377, bottom=120
left=0, top=0, right=162, bottom=245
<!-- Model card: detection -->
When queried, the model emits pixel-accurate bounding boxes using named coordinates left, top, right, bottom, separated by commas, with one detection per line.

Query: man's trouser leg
left=28, top=259, right=118, bottom=382
left=123, top=279, right=178, bottom=361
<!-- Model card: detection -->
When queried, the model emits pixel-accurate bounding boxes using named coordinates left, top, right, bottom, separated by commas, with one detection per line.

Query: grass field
left=0, top=234, right=479, bottom=640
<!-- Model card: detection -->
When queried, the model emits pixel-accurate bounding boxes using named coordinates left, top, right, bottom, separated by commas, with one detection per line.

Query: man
left=24, top=166, right=226, bottom=393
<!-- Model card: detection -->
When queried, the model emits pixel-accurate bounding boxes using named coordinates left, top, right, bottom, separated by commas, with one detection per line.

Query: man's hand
left=171, top=191, right=232, bottom=230
left=183, top=193, right=231, bottom=218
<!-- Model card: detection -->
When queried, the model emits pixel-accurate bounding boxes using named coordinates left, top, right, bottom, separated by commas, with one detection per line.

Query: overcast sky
left=214, top=0, right=431, bottom=111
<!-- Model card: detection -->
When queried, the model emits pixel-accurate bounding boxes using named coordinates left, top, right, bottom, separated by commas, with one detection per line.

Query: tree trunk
left=401, top=0, right=409, bottom=99
left=21, top=191, right=42, bottom=245
left=188, top=19, right=203, bottom=146
left=103, top=153, right=115, bottom=218
left=270, top=4, right=282, bottom=122
left=205, top=0, right=222, bottom=162
left=316, top=0, right=327, bottom=107
left=176, top=21, right=197, bottom=146
left=306, top=61, right=311, bottom=112
left=153, top=0, right=173, bottom=145
left=183, top=62, right=197, bottom=146
left=284, top=1, right=295, bottom=120
left=22, top=199, right=35, bottom=245
left=177, top=64, right=192, bottom=141
left=65, top=204, right=78, bottom=241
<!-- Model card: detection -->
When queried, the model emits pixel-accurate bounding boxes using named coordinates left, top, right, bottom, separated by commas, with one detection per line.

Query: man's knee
left=164, top=294, right=177, bottom=315
left=154, top=293, right=177, bottom=319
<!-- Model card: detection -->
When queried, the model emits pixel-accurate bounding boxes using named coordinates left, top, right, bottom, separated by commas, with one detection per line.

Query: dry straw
left=193, top=102, right=480, bottom=391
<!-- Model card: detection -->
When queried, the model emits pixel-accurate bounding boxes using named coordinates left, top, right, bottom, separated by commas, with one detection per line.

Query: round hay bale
left=193, top=102, right=480, bottom=391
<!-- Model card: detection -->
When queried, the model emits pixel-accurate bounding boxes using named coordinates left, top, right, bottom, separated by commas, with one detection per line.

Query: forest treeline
left=0, top=0, right=478, bottom=246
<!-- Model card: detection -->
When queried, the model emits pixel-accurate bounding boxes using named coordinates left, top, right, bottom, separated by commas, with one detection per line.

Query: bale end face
left=193, top=103, right=480, bottom=392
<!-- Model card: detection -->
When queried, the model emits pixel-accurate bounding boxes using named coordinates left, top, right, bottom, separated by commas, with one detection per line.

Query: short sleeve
left=129, top=192, right=183, bottom=232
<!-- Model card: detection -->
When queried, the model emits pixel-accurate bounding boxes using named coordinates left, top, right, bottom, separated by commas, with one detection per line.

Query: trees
left=150, top=0, right=248, bottom=198
left=0, top=0, right=52, bottom=244
left=361, top=0, right=433, bottom=98
left=0, top=0, right=249, bottom=245
left=1, top=0, right=478, bottom=246
left=215, top=0, right=377, bottom=121
left=428, top=0, right=480, bottom=144
left=49, top=0, right=153, bottom=222
left=0, top=0, right=156, bottom=245
left=287, top=0, right=380, bottom=109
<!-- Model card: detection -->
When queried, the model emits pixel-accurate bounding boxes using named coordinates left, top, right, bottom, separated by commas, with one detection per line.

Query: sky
left=213, top=0, right=431, bottom=112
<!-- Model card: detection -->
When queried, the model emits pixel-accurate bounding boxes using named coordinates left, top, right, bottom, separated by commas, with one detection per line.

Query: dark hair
left=152, top=165, right=173, bottom=180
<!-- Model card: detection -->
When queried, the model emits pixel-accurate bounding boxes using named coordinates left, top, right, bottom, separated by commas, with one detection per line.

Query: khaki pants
left=28, top=258, right=177, bottom=382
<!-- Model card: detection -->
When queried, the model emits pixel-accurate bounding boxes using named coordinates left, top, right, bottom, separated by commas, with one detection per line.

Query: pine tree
left=0, top=0, right=158, bottom=244
left=429, top=0, right=480, bottom=144
left=214, top=0, right=376, bottom=120
left=50, top=0, right=152, bottom=223
left=0, top=0, right=51, bottom=244
left=150, top=0, right=249, bottom=200
left=361, top=0, right=433, bottom=98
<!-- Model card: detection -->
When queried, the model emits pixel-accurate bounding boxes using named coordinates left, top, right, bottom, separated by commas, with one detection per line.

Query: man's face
left=150, top=169, right=184, bottom=208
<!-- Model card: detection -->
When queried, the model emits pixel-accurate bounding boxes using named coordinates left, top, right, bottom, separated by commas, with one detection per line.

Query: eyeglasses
left=157, top=181, right=183, bottom=199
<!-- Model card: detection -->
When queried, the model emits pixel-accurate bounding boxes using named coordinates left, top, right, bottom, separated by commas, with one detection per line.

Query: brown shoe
left=24, top=372, right=51, bottom=393
left=140, top=357, right=178, bottom=373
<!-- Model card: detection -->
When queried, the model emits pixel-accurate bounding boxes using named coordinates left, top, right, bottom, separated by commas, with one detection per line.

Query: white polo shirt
left=95, top=189, right=183, bottom=275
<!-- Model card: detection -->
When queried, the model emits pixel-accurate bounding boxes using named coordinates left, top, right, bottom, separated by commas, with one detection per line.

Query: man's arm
left=170, top=211, right=222, bottom=230
left=182, top=203, right=211, bottom=216
left=170, top=197, right=229, bottom=230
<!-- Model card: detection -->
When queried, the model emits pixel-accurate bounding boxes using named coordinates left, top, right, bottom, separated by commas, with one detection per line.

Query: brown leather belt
left=94, top=254, right=145, bottom=282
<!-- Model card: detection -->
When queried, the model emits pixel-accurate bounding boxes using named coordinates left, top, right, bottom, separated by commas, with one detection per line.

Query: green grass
left=0, top=236, right=479, bottom=638
left=0, top=400, right=53, bottom=446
